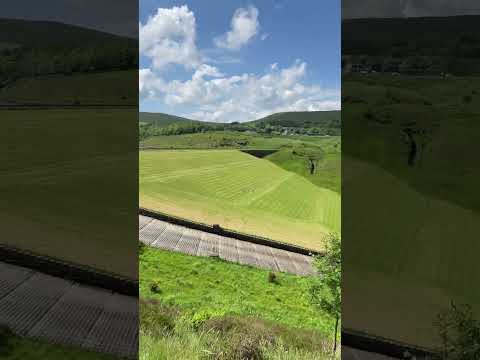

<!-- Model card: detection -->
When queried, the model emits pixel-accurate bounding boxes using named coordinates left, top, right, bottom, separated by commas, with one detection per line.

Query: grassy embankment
left=139, top=247, right=337, bottom=360
left=343, top=73, right=480, bottom=348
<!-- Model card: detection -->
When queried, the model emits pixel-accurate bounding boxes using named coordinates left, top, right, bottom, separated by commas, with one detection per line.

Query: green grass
left=140, top=247, right=333, bottom=333
left=0, top=329, right=116, bottom=360
left=139, top=150, right=340, bottom=250
left=342, top=74, right=480, bottom=348
left=141, top=130, right=334, bottom=149
left=0, top=71, right=137, bottom=104
left=1, top=109, right=137, bottom=278
left=139, top=248, right=337, bottom=359
left=266, top=141, right=341, bottom=194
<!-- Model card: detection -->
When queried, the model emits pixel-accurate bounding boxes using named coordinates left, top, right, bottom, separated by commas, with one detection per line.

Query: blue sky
left=140, top=0, right=340, bottom=122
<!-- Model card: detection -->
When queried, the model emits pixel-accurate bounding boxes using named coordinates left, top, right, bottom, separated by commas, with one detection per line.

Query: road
left=139, top=214, right=315, bottom=276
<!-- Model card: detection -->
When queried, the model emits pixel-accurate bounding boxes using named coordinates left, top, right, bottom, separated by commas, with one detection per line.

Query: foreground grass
left=140, top=247, right=333, bottom=334
left=139, top=299, right=336, bottom=360
left=139, top=150, right=340, bottom=250
left=0, top=329, right=116, bottom=360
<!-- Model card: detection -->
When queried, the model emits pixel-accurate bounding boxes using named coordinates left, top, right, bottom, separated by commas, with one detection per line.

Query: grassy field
left=342, top=74, right=480, bottom=348
left=0, top=71, right=137, bottom=105
left=139, top=246, right=336, bottom=359
left=1, top=109, right=138, bottom=278
left=139, top=150, right=340, bottom=250
left=141, top=130, right=335, bottom=149
left=266, top=141, right=341, bottom=194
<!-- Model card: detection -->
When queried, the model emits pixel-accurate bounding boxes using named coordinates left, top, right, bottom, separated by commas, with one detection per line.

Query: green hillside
left=139, top=150, right=340, bottom=250
left=343, top=16, right=480, bottom=75
left=343, top=73, right=480, bottom=348
left=249, top=111, right=341, bottom=133
left=0, top=19, right=137, bottom=85
left=0, top=70, right=137, bottom=104
left=139, top=112, right=207, bottom=127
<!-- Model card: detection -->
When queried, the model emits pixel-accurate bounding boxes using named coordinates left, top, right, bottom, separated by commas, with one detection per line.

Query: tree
left=310, top=233, right=341, bottom=353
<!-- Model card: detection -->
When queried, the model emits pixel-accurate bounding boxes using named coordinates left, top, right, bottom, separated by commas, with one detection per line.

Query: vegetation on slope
left=139, top=247, right=337, bottom=359
left=0, top=70, right=137, bottom=104
left=0, top=18, right=137, bottom=86
left=1, top=109, right=138, bottom=278
left=139, top=111, right=341, bottom=143
left=343, top=16, right=480, bottom=75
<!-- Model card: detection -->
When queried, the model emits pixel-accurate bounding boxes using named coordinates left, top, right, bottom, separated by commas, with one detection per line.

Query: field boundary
left=342, top=328, right=436, bottom=359
left=0, top=243, right=138, bottom=296
left=139, top=207, right=321, bottom=256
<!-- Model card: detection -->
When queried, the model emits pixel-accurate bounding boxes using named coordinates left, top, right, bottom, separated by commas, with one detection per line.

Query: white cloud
left=139, top=5, right=200, bottom=70
left=141, top=61, right=340, bottom=122
left=261, top=33, right=270, bottom=41
left=214, top=6, right=259, bottom=50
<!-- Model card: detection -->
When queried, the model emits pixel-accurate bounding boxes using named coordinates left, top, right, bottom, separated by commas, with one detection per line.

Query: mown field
left=141, top=131, right=341, bottom=194
left=139, top=247, right=336, bottom=360
left=342, top=74, right=480, bottom=348
left=0, top=71, right=137, bottom=105
left=139, top=150, right=340, bottom=250
left=1, top=109, right=138, bottom=278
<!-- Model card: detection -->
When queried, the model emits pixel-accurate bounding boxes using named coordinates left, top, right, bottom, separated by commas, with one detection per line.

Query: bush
left=150, top=280, right=162, bottom=294
left=140, top=299, right=177, bottom=337
left=268, top=272, right=279, bottom=284
left=463, top=95, right=473, bottom=104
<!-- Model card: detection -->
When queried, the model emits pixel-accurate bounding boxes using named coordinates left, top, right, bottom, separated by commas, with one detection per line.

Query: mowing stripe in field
left=0, top=261, right=138, bottom=358
left=139, top=215, right=315, bottom=276
left=140, top=150, right=341, bottom=250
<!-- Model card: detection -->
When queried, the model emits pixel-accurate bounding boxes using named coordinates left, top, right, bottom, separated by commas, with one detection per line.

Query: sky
left=139, top=0, right=341, bottom=122
left=343, top=0, right=480, bottom=19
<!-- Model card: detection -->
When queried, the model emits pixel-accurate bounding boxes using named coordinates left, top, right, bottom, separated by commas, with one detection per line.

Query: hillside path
left=139, top=215, right=315, bottom=276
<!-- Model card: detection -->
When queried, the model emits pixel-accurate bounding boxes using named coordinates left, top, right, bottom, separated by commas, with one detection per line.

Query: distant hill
left=342, top=16, right=480, bottom=75
left=0, top=18, right=136, bottom=48
left=249, top=111, right=341, bottom=129
left=139, top=112, right=212, bottom=127
left=139, top=111, right=341, bottom=137
left=343, top=16, right=480, bottom=56
left=0, top=19, right=137, bottom=85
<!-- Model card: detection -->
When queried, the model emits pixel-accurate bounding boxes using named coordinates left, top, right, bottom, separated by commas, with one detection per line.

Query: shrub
left=140, top=299, right=177, bottom=337
left=463, top=95, right=473, bottom=104
left=150, top=280, right=162, bottom=294
left=267, top=272, right=279, bottom=284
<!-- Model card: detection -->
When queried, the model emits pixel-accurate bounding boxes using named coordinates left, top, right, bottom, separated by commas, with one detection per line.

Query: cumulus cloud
left=140, top=6, right=339, bottom=122
left=139, top=5, right=200, bottom=70
left=141, top=60, right=340, bottom=122
left=214, top=6, right=259, bottom=50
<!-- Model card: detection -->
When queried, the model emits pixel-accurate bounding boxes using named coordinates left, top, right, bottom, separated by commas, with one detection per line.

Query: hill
left=342, top=16, right=480, bottom=75
left=139, top=111, right=341, bottom=140
left=249, top=111, right=341, bottom=132
left=0, top=19, right=137, bottom=85
left=139, top=112, right=211, bottom=127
